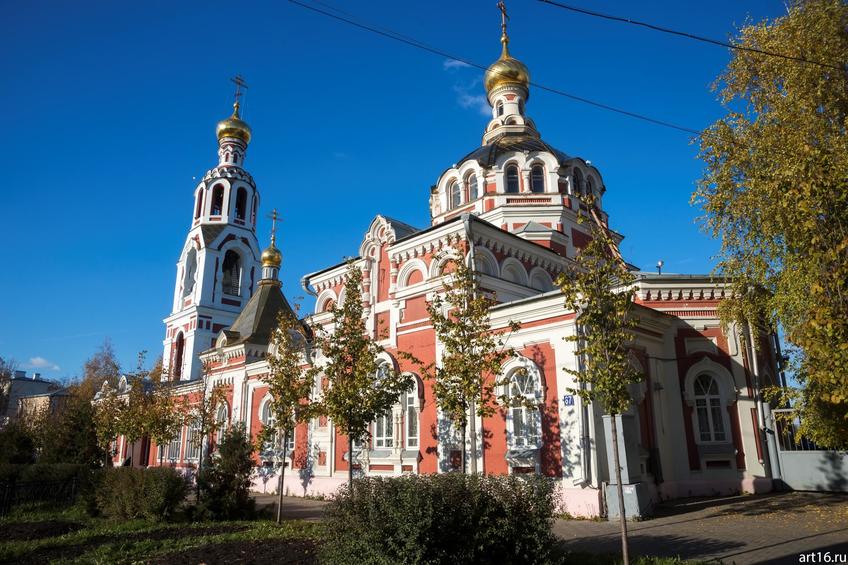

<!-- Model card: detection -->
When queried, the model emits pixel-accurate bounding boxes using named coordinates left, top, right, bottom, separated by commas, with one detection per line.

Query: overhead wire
left=537, top=0, right=844, bottom=72
left=284, top=0, right=701, bottom=136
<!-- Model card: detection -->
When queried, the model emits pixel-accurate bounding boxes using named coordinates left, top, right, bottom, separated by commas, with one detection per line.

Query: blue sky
left=1, top=0, right=785, bottom=380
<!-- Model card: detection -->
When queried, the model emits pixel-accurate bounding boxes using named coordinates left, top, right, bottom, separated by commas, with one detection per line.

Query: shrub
left=196, top=423, right=256, bottom=520
left=321, top=473, right=558, bottom=565
left=0, top=421, right=37, bottom=465
left=95, top=467, right=187, bottom=521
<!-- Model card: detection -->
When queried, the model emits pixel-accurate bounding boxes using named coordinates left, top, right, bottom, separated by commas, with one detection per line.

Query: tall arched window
left=235, top=187, right=247, bottom=221
left=467, top=173, right=478, bottom=200
left=222, top=250, right=241, bottom=296
left=211, top=184, right=225, bottom=216
left=530, top=165, right=545, bottom=193
left=405, top=378, right=420, bottom=449
left=449, top=180, right=461, bottom=209
left=172, top=332, right=185, bottom=379
left=572, top=168, right=584, bottom=196
left=694, top=374, right=727, bottom=443
left=373, top=361, right=394, bottom=448
left=251, top=195, right=258, bottom=224
left=194, top=190, right=204, bottom=219
left=505, top=165, right=520, bottom=193
left=505, top=366, right=542, bottom=449
left=215, top=402, right=229, bottom=445
left=587, top=177, right=596, bottom=198
left=183, top=248, right=197, bottom=297
left=496, top=100, right=504, bottom=116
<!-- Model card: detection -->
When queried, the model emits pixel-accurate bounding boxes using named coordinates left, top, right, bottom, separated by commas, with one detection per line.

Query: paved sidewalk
left=554, top=492, right=848, bottom=564
left=253, top=491, right=848, bottom=563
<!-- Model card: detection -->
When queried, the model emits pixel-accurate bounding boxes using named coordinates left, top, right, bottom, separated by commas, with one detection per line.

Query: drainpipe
left=746, top=322, right=782, bottom=484
left=463, top=213, right=482, bottom=476
left=575, top=323, right=593, bottom=487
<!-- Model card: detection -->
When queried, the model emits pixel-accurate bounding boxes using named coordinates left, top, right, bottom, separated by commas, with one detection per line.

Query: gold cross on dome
left=267, top=209, right=279, bottom=242
left=497, top=1, right=509, bottom=31
left=230, top=74, right=249, bottom=105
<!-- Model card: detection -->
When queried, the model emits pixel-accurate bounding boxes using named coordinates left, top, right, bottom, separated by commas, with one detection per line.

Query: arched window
left=251, top=195, right=258, bottom=224
left=185, top=421, right=202, bottom=460
left=194, top=190, right=204, bottom=219
left=211, top=184, right=225, bottom=216
left=530, top=165, right=545, bottom=193
left=572, top=168, right=584, bottom=196
left=235, top=187, right=247, bottom=221
left=215, top=402, right=229, bottom=445
left=373, top=361, right=393, bottom=448
left=505, top=367, right=542, bottom=449
left=467, top=173, right=479, bottom=200
left=505, top=165, right=520, bottom=193
left=449, top=180, right=461, bottom=209
left=496, top=100, right=504, bottom=116
left=518, top=99, right=525, bottom=115
left=405, top=378, right=420, bottom=449
left=183, top=248, right=197, bottom=297
left=172, top=332, right=185, bottom=380
left=222, top=250, right=241, bottom=296
left=694, top=374, right=727, bottom=443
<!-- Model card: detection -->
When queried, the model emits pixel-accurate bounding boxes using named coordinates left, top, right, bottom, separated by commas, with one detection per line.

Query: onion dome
left=484, top=25, right=530, bottom=97
left=261, top=237, right=282, bottom=268
left=216, top=101, right=252, bottom=144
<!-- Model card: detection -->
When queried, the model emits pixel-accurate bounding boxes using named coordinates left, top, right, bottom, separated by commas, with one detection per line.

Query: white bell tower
left=162, top=77, right=262, bottom=381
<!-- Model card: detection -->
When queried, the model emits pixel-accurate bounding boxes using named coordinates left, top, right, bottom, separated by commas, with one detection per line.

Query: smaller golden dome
left=261, top=239, right=282, bottom=268
left=216, top=102, right=252, bottom=144
left=484, top=42, right=530, bottom=96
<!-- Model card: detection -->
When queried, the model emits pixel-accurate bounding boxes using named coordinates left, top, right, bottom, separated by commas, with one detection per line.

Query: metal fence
left=0, top=478, right=78, bottom=516
left=773, top=408, right=822, bottom=451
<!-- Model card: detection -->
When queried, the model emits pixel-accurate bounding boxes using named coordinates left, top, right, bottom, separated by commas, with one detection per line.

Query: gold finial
left=216, top=75, right=252, bottom=143
left=261, top=209, right=282, bottom=269
left=497, top=1, right=510, bottom=57
left=269, top=209, right=279, bottom=245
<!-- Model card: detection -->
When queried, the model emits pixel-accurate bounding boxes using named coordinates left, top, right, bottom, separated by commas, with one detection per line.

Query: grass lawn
left=0, top=504, right=321, bottom=564
left=1, top=503, right=697, bottom=564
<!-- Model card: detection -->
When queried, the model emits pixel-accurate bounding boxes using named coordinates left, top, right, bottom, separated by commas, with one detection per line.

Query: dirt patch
left=146, top=538, right=319, bottom=564
left=0, top=520, right=84, bottom=542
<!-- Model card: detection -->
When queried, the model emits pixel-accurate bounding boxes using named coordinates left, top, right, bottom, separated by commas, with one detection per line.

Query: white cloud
left=443, top=59, right=471, bottom=70
left=28, top=356, right=60, bottom=371
left=454, top=87, right=491, bottom=117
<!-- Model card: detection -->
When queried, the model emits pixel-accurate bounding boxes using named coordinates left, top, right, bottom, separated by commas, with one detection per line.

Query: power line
left=538, top=0, right=843, bottom=72
left=284, top=0, right=701, bottom=135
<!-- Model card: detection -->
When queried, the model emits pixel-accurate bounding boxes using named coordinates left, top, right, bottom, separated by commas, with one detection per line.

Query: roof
left=382, top=216, right=419, bottom=239
left=222, top=282, right=303, bottom=346
left=200, top=224, right=227, bottom=247
left=457, top=133, right=571, bottom=169
left=514, top=221, right=553, bottom=234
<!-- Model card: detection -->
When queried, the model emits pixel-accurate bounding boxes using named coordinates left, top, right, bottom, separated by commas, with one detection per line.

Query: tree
left=38, top=384, right=105, bottom=467
left=260, top=309, right=317, bottom=523
left=694, top=0, right=848, bottom=448
left=79, top=339, right=121, bottom=400
left=196, top=423, right=256, bottom=520
left=558, top=221, right=642, bottom=565
left=182, top=362, right=227, bottom=499
left=93, top=382, right=124, bottom=467
left=0, top=356, right=16, bottom=420
left=425, top=252, right=519, bottom=474
left=146, top=380, right=183, bottom=466
left=315, top=262, right=412, bottom=492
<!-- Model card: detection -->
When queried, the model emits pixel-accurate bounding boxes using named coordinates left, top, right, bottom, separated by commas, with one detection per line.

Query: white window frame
left=185, top=423, right=202, bottom=461
left=501, top=358, right=543, bottom=450
left=167, top=429, right=182, bottom=461
left=404, top=380, right=419, bottom=449
left=215, top=402, right=229, bottom=444
left=693, top=374, right=728, bottom=443
left=683, top=358, right=736, bottom=447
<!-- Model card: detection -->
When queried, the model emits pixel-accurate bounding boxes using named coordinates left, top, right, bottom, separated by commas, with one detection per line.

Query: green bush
left=0, top=421, right=37, bottom=465
left=196, top=423, right=256, bottom=520
left=95, top=467, right=188, bottom=521
left=321, top=473, right=558, bottom=565
left=0, top=463, right=90, bottom=483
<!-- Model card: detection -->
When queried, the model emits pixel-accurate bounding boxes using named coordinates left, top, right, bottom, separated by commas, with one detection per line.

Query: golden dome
left=484, top=42, right=530, bottom=96
left=261, top=239, right=283, bottom=269
left=261, top=239, right=282, bottom=268
left=216, top=102, right=252, bottom=144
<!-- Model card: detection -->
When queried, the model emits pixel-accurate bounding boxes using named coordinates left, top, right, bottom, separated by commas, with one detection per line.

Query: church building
left=122, top=13, right=783, bottom=518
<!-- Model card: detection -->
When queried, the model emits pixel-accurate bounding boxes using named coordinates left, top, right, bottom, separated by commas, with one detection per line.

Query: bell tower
left=162, top=78, right=262, bottom=381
